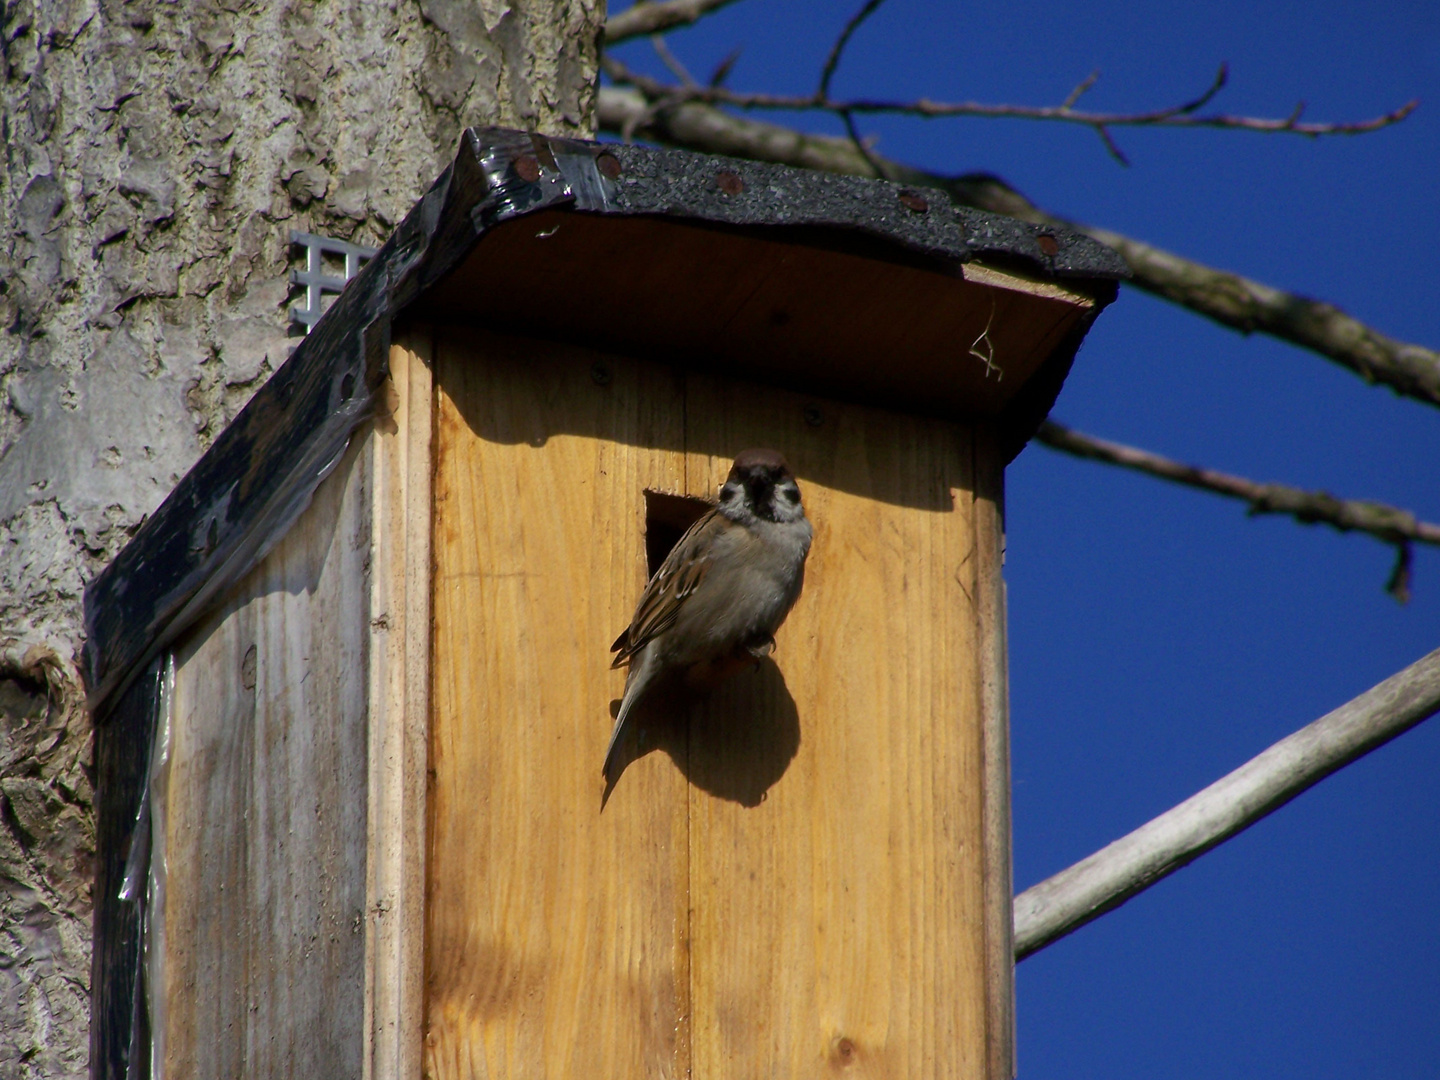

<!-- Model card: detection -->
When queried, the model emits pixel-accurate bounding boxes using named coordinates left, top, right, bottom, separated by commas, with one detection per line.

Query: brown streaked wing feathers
left=610, top=507, right=720, bottom=667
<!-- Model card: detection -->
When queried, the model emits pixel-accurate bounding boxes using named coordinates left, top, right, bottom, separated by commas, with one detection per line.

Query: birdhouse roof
left=84, top=126, right=1124, bottom=715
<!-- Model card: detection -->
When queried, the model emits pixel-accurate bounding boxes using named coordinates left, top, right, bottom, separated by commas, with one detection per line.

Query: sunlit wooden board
left=683, top=377, right=988, bottom=1079
left=426, top=330, right=690, bottom=1078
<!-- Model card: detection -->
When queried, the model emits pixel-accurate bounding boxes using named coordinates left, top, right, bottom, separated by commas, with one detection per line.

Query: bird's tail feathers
left=602, top=647, right=656, bottom=779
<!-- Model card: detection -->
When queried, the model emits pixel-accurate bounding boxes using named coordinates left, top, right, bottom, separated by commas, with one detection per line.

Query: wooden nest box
left=86, top=128, right=1124, bottom=1079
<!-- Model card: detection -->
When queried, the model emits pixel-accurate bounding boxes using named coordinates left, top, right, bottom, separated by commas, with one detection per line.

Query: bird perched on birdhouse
left=605, top=449, right=813, bottom=782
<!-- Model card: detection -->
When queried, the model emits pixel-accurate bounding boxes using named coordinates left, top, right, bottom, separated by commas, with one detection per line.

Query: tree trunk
left=0, top=0, right=601, bottom=1072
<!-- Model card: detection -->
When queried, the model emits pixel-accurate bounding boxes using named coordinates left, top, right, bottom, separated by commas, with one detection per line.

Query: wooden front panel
left=427, top=331, right=691, bottom=1077
left=165, top=434, right=373, bottom=1078
left=683, top=378, right=986, bottom=1078
left=428, top=330, right=992, bottom=1078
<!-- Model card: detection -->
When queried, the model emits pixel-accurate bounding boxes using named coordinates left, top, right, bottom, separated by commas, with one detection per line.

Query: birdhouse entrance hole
left=642, top=489, right=712, bottom=575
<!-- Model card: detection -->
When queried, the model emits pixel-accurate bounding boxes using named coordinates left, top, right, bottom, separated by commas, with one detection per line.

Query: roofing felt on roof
left=450, top=128, right=1127, bottom=279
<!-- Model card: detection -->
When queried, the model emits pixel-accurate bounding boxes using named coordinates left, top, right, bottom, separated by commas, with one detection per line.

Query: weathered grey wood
left=163, top=432, right=374, bottom=1077
left=1014, top=646, right=1440, bottom=959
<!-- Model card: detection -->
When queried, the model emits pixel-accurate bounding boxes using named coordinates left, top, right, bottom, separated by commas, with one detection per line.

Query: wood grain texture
left=683, top=376, right=988, bottom=1079
left=365, top=333, right=435, bottom=1080
left=426, top=330, right=690, bottom=1078
left=164, top=433, right=373, bottom=1078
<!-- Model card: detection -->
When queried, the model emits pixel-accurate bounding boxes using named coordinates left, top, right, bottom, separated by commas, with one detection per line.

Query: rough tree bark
left=0, top=0, right=601, bottom=1073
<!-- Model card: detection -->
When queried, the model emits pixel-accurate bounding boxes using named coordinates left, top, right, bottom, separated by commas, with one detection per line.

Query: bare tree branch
left=603, top=0, right=746, bottom=46
left=1036, top=420, right=1440, bottom=546
left=599, top=83, right=886, bottom=173
left=1072, top=221, right=1440, bottom=407
left=596, top=87, right=1440, bottom=409
left=1014, top=646, right=1440, bottom=959
left=603, top=55, right=1416, bottom=143
left=1036, top=419, right=1439, bottom=600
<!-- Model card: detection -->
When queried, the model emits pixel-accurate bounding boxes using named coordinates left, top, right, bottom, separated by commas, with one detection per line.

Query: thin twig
left=1094, top=124, right=1130, bottom=166
left=651, top=34, right=699, bottom=87
left=595, top=86, right=1440, bottom=409
left=819, top=0, right=889, bottom=98
left=839, top=110, right=889, bottom=178
left=1172, top=61, right=1230, bottom=115
left=602, top=56, right=1417, bottom=139
left=817, top=0, right=892, bottom=175
left=603, top=0, right=746, bottom=45
left=708, top=47, right=742, bottom=87
left=1014, top=646, right=1440, bottom=959
left=1036, top=420, right=1440, bottom=600
left=1061, top=69, right=1101, bottom=110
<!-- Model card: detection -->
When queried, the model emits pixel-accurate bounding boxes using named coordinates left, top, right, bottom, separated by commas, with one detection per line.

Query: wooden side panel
left=164, top=433, right=373, bottom=1078
left=426, top=330, right=690, bottom=1078
left=684, top=377, right=988, bottom=1079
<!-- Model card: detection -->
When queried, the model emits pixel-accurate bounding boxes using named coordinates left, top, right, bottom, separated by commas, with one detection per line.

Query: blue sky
left=607, top=2, right=1440, bottom=1075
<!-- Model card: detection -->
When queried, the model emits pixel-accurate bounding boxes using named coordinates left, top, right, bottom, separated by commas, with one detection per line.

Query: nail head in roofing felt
left=715, top=170, right=745, bottom=195
left=898, top=190, right=929, bottom=214
left=514, top=154, right=542, bottom=182
left=595, top=152, right=622, bottom=179
left=1037, top=233, right=1060, bottom=257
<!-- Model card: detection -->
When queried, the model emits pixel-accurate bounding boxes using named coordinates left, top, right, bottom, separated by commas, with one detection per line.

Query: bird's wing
left=610, top=508, right=720, bottom=667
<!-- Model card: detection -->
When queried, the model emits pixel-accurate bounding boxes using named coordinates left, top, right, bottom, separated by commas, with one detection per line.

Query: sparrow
left=604, top=449, right=813, bottom=780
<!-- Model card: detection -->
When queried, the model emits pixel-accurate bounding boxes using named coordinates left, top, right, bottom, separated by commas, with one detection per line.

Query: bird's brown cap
left=728, top=448, right=794, bottom=479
